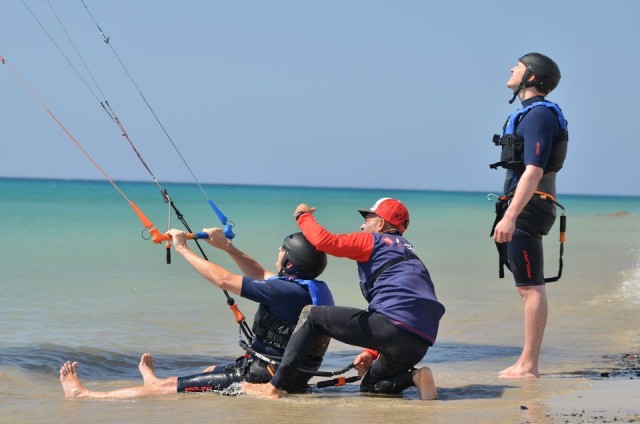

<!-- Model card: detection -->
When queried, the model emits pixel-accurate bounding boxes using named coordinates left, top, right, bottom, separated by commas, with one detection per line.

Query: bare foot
left=242, top=382, right=285, bottom=399
left=498, top=364, right=515, bottom=376
left=60, top=361, right=89, bottom=398
left=413, top=367, right=437, bottom=400
left=139, top=353, right=161, bottom=386
left=498, top=363, right=539, bottom=379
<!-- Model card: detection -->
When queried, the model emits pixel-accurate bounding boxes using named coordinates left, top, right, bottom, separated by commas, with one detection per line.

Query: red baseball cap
left=358, top=198, right=410, bottom=232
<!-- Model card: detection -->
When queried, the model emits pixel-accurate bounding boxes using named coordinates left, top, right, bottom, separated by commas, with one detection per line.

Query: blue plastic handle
left=207, top=199, right=235, bottom=239
left=223, top=224, right=235, bottom=240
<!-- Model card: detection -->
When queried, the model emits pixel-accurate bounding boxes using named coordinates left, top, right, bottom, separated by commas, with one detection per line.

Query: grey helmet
left=279, top=232, right=327, bottom=280
left=509, top=53, right=561, bottom=103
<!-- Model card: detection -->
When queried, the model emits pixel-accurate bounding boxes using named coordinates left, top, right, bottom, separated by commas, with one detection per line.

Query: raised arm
left=167, top=229, right=243, bottom=295
left=203, top=227, right=275, bottom=279
left=294, top=204, right=373, bottom=262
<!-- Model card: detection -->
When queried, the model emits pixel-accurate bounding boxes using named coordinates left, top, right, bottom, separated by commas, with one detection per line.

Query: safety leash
left=239, top=339, right=361, bottom=388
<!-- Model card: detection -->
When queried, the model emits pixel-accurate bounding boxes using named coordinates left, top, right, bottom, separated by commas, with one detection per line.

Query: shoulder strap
left=369, top=252, right=420, bottom=284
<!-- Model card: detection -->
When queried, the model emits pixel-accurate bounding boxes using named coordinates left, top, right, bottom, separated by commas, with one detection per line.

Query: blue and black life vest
left=490, top=101, right=568, bottom=175
left=252, top=277, right=333, bottom=351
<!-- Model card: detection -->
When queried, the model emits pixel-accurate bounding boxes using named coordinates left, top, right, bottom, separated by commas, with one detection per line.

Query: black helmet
left=279, top=232, right=327, bottom=280
left=509, top=52, right=561, bottom=103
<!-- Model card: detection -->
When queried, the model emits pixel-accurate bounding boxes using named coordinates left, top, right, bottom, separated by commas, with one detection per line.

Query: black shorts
left=507, top=228, right=545, bottom=286
left=176, top=355, right=273, bottom=393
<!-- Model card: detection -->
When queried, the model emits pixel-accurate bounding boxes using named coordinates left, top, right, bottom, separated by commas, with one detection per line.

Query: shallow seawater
left=2, top=179, right=640, bottom=423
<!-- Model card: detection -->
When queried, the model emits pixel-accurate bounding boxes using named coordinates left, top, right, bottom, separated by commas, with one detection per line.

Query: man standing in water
left=244, top=198, right=444, bottom=400
left=490, top=53, right=568, bottom=378
left=59, top=229, right=333, bottom=398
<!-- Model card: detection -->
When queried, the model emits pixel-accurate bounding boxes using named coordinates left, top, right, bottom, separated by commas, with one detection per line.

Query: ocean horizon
left=3, top=175, right=640, bottom=200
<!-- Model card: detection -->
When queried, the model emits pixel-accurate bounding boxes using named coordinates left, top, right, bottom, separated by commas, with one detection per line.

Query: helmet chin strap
left=278, top=258, right=297, bottom=278
left=508, top=79, right=526, bottom=104
left=509, top=68, right=537, bottom=104
left=278, top=268, right=294, bottom=277
left=508, top=89, right=520, bottom=104
left=509, top=74, right=527, bottom=104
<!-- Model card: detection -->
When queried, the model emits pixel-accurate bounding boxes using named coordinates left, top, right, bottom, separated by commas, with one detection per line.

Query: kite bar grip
left=149, top=229, right=210, bottom=244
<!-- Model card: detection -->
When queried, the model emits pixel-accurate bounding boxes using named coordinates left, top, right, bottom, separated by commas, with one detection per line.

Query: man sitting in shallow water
left=59, top=228, right=333, bottom=398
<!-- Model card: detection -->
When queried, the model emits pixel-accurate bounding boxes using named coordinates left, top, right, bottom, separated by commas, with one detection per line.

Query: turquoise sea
left=1, top=177, right=640, bottom=423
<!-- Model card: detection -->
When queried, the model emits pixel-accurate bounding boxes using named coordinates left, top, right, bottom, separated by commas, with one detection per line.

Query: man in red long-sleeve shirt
left=244, top=198, right=445, bottom=400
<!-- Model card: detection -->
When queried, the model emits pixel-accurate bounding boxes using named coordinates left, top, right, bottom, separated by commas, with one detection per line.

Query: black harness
left=251, top=307, right=295, bottom=351
left=489, top=191, right=566, bottom=283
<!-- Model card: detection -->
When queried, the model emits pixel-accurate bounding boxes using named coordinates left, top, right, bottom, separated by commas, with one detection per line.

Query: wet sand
left=545, top=378, right=640, bottom=423
left=544, top=353, right=639, bottom=422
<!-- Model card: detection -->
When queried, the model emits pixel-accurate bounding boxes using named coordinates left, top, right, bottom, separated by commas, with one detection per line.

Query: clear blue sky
left=2, top=1, right=639, bottom=196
